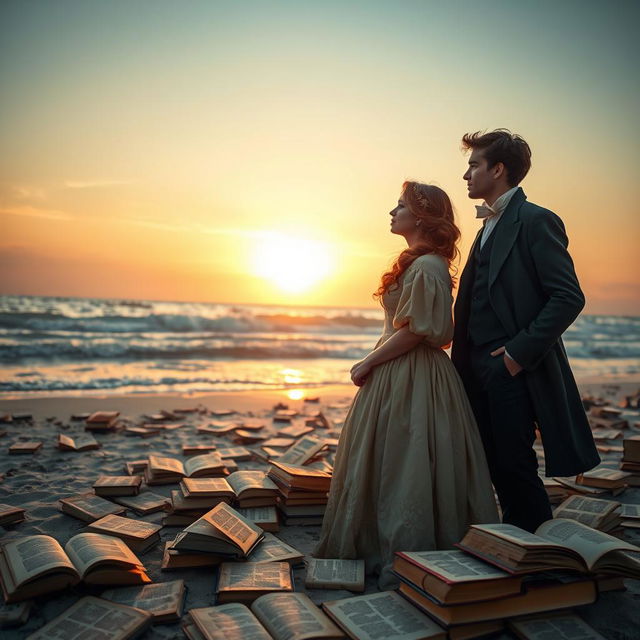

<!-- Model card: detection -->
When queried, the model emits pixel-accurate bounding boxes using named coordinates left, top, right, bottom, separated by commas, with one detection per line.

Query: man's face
left=463, top=149, right=496, bottom=200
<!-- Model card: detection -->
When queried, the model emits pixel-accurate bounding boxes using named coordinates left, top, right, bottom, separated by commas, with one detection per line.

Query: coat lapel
left=488, top=188, right=526, bottom=288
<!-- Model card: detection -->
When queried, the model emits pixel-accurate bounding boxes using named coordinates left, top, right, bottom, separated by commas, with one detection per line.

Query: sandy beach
left=1, top=380, right=639, bottom=639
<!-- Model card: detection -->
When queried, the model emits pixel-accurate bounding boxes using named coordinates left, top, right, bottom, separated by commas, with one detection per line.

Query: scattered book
left=216, top=561, right=293, bottom=603
left=226, top=470, right=279, bottom=507
left=145, top=452, right=228, bottom=485
left=552, top=495, right=622, bottom=533
left=183, top=444, right=217, bottom=456
left=305, top=558, right=365, bottom=591
left=237, top=506, right=280, bottom=533
left=112, top=491, right=170, bottom=515
left=247, top=533, right=304, bottom=565
left=124, top=425, right=160, bottom=437
left=576, top=468, right=631, bottom=490
left=86, top=514, right=162, bottom=554
left=508, top=611, right=607, bottom=640
left=0, top=504, right=26, bottom=527
left=277, top=436, right=327, bottom=465
left=198, top=422, right=238, bottom=435
left=181, top=477, right=235, bottom=502
left=268, top=460, right=332, bottom=492
left=0, top=601, right=32, bottom=628
left=323, top=590, right=446, bottom=640
left=100, top=578, right=186, bottom=623
left=124, top=459, right=148, bottom=476
left=85, top=411, right=120, bottom=432
left=279, top=424, right=314, bottom=438
left=217, top=446, right=253, bottom=461
left=25, top=596, right=152, bottom=639
left=187, top=593, right=343, bottom=640
left=56, top=433, right=100, bottom=451
left=210, top=409, right=236, bottom=417
left=233, top=429, right=267, bottom=444
left=93, top=475, right=143, bottom=497
left=0, top=533, right=150, bottom=602
left=261, top=437, right=296, bottom=449
left=59, top=493, right=127, bottom=523
left=273, top=409, right=297, bottom=422
left=170, top=502, right=264, bottom=558
left=8, top=441, right=42, bottom=455
left=457, top=519, right=640, bottom=577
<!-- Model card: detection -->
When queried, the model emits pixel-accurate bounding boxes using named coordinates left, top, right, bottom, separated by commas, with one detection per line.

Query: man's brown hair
left=461, top=129, right=532, bottom=186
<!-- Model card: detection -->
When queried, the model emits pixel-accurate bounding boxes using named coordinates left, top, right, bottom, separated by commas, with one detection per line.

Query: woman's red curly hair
left=375, top=181, right=460, bottom=299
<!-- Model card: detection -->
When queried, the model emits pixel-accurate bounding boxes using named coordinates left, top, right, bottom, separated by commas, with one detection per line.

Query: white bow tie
left=475, top=204, right=497, bottom=219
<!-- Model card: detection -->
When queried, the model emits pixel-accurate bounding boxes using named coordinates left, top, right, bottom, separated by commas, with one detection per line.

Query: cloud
left=0, top=206, right=74, bottom=221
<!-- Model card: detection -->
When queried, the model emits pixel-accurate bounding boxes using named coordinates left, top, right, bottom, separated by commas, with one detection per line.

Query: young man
left=451, top=129, right=599, bottom=532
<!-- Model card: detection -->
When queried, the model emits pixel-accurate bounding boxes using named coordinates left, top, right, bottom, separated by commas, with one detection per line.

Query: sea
left=0, top=295, right=638, bottom=398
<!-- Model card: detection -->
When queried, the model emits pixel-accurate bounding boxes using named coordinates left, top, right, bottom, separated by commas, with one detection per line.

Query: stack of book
left=576, top=467, right=631, bottom=495
left=620, top=504, right=640, bottom=530
left=588, top=406, right=629, bottom=430
left=268, top=460, right=331, bottom=525
left=392, top=519, right=640, bottom=633
left=84, top=411, right=121, bottom=432
left=621, top=435, right=640, bottom=486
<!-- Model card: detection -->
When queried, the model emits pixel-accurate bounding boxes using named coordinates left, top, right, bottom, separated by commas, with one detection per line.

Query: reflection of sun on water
left=282, top=368, right=305, bottom=400
left=286, top=389, right=305, bottom=400
left=252, top=233, right=333, bottom=293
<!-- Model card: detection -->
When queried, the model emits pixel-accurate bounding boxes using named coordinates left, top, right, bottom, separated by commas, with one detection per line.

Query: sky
left=1, top=0, right=638, bottom=314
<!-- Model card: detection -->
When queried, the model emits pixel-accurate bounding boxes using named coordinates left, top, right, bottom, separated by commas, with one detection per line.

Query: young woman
left=315, top=181, right=498, bottom=589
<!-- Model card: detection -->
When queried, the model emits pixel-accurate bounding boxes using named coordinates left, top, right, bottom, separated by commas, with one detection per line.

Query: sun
left=251, top=232, right=333, bottom=293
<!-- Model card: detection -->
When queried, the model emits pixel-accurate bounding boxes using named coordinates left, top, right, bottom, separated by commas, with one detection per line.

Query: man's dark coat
left=451, top=188, right=600, bottom=477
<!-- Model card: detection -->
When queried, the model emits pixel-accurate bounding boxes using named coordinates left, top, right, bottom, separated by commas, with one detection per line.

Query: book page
left=218, top=562, right=291, bottom=592
left=554, top=496, right=618, bottom=518
left=57, top=433, right=74, bottom=448
left=25, top=595, right=151, bottom=640
left=101, top=579, right=184, bottom=616
left=149, top=454, right=185, bottom=475
left=304, top=558, right=365, bottom=590
left=183, top=477, right=233, bottom=495
left=227, top=471, right=278, bottom=494
left=536, top=518, right=640, bottom=568
left=509, top=613, right=607, bottom=639
left=471, top=523, right=572, bottom=548
left=201, top=503, right=262, bottom=551
left=322, top=591, right=444, bottom=640
left=89, top=515, right=161, bottom=539
left=60, top=494, right=123, bottom=517
left=278, top=436, right=325, bottom=465
left=252, top=592, right=343, bottom=640
left=2, top=536, right=76, bottom=587
left=190, top=603, right=271, bottom=640
left=400, top=549, right=511, bottom=582
left=65, top=533, right=140, bottom=577
left=185, top=453, right=225, bottom=476
left=113, top=492, right=169, bottom=512
left=247, top=533, right=303, bottom=564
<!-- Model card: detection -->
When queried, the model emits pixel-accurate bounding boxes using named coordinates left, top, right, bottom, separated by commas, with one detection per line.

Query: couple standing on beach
left=315, top=129, right=600, bottom=589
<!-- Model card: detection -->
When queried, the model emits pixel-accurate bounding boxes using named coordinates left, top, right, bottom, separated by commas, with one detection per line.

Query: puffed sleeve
left=392, top=257, right=454, bottom=347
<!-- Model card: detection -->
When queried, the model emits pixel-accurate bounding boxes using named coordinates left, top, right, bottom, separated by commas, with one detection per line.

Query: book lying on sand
left=57, top=433, right=100, bottom=451
left=0, top=533, right=151, bottom=602
left=112, top=491, right=170, bottom=515
left=185, top=593, right=343, bottom=640
left=86, top=514, right=162, bottom=554
left=59, top=493, right=127, bottom=523
left=85, top=411, right=120, bottom=432
left=552, top=495, right=621, bottom=533
left=392, top=549, right=523, bottom=605
left=398, top=573, right=597, bottom=628
left=277, top=436, right=327, bottom=465
left=0, top=601, right=32, bottom=628
left=0, top=504, right=26, bottom=527
left=304, top=558, right=365, bottom=591
left=237, top=506, right=279, bottom=532
left=183, top=444, right=217, bottom=456
left=456, top=519, right=640, bottom=577
left=93, top=475, right=143, bottom=497
left=101, top=578, right=186, bottom=623
left=216, top=561, right=293, bottom=603
left=247, top=533, right=304, bottom=565
left=146, top=453, right=228, bottom=485
left=576, top=468, right=631, bottom=489
left=8, top=441, right=42, bottom=454
left=160, top=541, right=223, bottom=571
left=170, top=502, right=264, bottom=558
left=322, top=590, right=446, bottom=640
left=180, top=471, right=278, bottom=507
left=217, top=446, right=253, bottom=461
left=124, top=459, right=148, bottom=476
left=508, top=612, right=607, bottom=640
left=25, top=596, right=152, bottom=640
left=268, top=460, right=332, bottom=492
left=180, top=477, right=235, bottom=502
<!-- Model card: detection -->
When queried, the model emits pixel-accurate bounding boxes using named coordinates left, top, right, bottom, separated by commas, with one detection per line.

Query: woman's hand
left=350, top=359, right=373, bottom=387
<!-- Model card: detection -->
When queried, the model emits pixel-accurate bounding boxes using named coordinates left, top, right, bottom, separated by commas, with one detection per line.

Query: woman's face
left=389, top=196, right=417, bottom=237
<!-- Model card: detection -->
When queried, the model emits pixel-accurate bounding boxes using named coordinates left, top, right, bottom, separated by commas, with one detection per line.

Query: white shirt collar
left=475, top=186, right=519, bottom=219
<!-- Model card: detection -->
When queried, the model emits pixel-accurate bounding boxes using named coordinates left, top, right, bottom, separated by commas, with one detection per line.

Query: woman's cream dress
left=315, top=254, right=498, bottom=588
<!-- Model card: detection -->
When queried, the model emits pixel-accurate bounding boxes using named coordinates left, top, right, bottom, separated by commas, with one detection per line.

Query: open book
left=268, top=460, right=331, bottom=493
left=170, top=502, right=264, bottom=558
left=146, top=453, right=228, bottom=485
left=58, top=493, right=127, bottom=523
left=552, top=495, right=621, bottom=533
left=322, top=590, right=446, bottom=640
left=86, top=514, right=162, bottom=554
left=101, top=578, right=186, bottom=623
left=216, top=561, right=293, bottom=603
left=185, top=593, right=343, bottom=640
left=0, top=533, right=150, bottom=602
left=508, top=612, right=608, bottom=640
left=277, top=436, right=327, bottom=465
left=57, top=433, right=100, bottom=451
left=392, top=549, right=524, bottom=605
left=457, top=518, right=640, bottom=576
left=304, top=558, right=365, bottom=591
left=25, top=596, right=152, bottom=639
left=246, top=533, right=304, bottom=565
